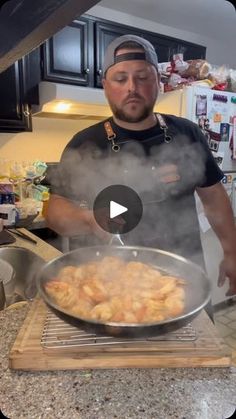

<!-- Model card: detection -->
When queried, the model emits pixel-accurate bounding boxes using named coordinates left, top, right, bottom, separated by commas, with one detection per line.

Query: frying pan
left=36, top=246, right=211, bottom=338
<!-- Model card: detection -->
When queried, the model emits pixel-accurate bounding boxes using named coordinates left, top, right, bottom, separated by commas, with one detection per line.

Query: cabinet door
left=143, top=33, right=175, bottom=63
left=138, top=32, right=206, bottom=63
left=0, top=60, right=32, bottom=132
left=95, top=21, right=138, bottom=87
left=42, top=17, right=93, bottom=86
left=180, top=43, right=206, bottom=60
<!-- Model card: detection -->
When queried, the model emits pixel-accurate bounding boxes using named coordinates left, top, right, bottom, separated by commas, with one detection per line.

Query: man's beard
left=109, top=102, right=154, bottom=123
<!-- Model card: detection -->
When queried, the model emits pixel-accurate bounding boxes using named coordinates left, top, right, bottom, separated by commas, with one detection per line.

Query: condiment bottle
left=42, top=191, right=50, bottom=218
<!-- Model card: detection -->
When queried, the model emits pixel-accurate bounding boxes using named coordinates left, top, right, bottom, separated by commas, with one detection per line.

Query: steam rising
left=51, top=132, right=208, bottom=264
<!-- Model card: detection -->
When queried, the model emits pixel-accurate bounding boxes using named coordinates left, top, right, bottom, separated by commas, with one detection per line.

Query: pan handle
left=109, top=234, right=125, bottom=246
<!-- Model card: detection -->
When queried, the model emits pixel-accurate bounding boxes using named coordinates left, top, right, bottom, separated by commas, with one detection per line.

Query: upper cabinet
left=0, top=12, right=206, bottom=134
left=95, top=21, right=206, bottom=87
left=0, top=61, right=31, bottom=132
left=169, top=39, right=206, bottom=61
left=0, top=49, right=40, bottom=133
left=95, top=20, right=139, bottom=88
left=42, top=15, right=206, bottom=89
left=0, top=14, right=205, bottom=133
left=144, top=33, right=206, bottom=63
left=42, top=17, right=94, bottom=87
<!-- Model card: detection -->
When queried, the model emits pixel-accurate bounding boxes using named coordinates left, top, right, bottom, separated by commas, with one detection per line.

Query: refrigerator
left=157, top=85, right=236, bottom=304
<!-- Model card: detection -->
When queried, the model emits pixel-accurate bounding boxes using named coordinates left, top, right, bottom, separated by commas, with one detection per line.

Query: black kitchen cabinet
left=0, top=49, right=40, bottom=133
left=41, top=14, right=206, bottom=89
left=42, top=17, right=94, bottom=87
left=0, top=61, right=31, bottom=132
left=95, top=20, right=139, bottom=87
left=141, top=33, right=176, bottom=64
left=144, top=33, right=206, bottom=63
left=95, top=19, right=206, bottom=87
left=168, top=40, right=206, bottom=61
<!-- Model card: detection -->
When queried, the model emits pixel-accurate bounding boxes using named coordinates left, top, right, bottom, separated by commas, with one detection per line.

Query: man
left=46, top=34, right=236, bottom=297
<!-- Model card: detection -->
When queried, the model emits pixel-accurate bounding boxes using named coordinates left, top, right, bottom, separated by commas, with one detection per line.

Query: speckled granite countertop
left=1, top=233, right=236, bottom=419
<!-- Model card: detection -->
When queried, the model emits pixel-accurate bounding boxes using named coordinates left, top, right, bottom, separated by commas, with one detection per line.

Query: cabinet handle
left=97, top=69, right=102, bottom=76
left=83, top=68, right=90, bottom=74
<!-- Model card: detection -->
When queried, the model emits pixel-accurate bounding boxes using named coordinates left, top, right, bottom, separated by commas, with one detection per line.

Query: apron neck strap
left=155, top=113, right=172, bottom=143
left=155, top=113, right=167, bottom=129
left=104, top=120, right=120, bottom=152
left=104, top=113, right=172, bottom=152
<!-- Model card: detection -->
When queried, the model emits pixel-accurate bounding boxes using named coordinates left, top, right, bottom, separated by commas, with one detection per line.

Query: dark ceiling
left=0, top=0, right=100, bottom=73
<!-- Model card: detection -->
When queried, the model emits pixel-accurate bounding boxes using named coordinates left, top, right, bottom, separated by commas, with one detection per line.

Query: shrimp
left=45, top=280, right=78, bottom=308
left=164, top=287, right=185, bottom=317
left=57, top=265, right=85, bottom=286
left=95, top=256, right=125, bottom=281
left=122, top=261, right=147, bottom=280
left=90, top=302, right=114, bottom=321
left=47, top=257, right=186, bottom=324
left=82, top=278, right=108, bottom=303
left=70, top=299, right=93, bottom=318
left=156, top=276, right=178, bottom=297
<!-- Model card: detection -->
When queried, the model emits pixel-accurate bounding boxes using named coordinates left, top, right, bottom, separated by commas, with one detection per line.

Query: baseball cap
left=102, top=34, right=159, bottom=76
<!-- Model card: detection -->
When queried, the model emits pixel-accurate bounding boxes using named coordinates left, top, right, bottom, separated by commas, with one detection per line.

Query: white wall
left=88, top=5, right=236, bottom=68
left=0, top=117, right=95, bottom=162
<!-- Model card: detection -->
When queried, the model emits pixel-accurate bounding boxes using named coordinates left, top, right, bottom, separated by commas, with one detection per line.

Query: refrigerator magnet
left=212, top=151, right=224, bottom=169
left=198, top=116, right=205, bottom=129
left=220, top=123, right=230, bottom=142
left=204, top=118, right=210, bottom=130
left=198, top=116, right=210, bottom=130
left=213, top=94, right=228, bottom=103
left=213, top=113, right=222, bottom=123
left=196, top=95, right=207, bottom=116
left=232, top=116, right=236, bottom=160
left=207, top=129, right=221, bottom=152
left=209, top=139, right=220, bottom=152
left=222, top=175, right=227, bottom=184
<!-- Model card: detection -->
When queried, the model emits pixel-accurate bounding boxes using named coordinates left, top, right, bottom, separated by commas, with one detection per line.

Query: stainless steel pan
left=36, top=246, right=211, bottom=338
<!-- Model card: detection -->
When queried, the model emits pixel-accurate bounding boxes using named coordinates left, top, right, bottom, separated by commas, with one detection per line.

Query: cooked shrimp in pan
left=45, top=280, right=78, bottom=309
left=44, top=256, right=186, bottom=323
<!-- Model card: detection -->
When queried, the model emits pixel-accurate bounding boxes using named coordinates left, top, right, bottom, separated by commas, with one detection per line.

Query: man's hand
left=46, top=194, right=125, bottom=241
left=89, top=208, right=126, bottom=241
left=218, top=253, right=236, bottom=296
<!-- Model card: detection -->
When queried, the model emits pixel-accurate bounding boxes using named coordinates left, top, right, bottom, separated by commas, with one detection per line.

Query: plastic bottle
left=41, top=191, right=50, bottom=218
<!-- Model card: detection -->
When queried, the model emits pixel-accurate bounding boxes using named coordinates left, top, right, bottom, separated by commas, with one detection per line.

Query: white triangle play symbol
left=110, top=201, right=128, bottom=219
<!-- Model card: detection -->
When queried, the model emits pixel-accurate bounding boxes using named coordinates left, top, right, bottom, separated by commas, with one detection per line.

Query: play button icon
left=110, top=201, right=128, bottom=219
left=93, top=185, right=143, bottom=234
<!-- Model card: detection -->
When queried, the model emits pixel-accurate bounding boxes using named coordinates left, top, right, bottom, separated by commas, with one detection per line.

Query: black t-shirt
left=51, top=113, right=223, bottom=262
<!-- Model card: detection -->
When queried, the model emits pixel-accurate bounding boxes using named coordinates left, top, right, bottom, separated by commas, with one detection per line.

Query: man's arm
left=197, top=182, right=236, bottom=295
left=45, top=194, right=109, bottom=240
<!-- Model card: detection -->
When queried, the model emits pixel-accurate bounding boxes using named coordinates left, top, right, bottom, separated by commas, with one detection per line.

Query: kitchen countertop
left=26, top=214, right=47, bottom=230
left=1, top=227, right=61, bottom=261
left=1, top=233, right=236, bottom=419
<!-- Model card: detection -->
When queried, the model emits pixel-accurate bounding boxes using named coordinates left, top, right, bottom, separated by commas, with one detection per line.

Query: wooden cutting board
left=9, top=299, right=232, bottom=370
